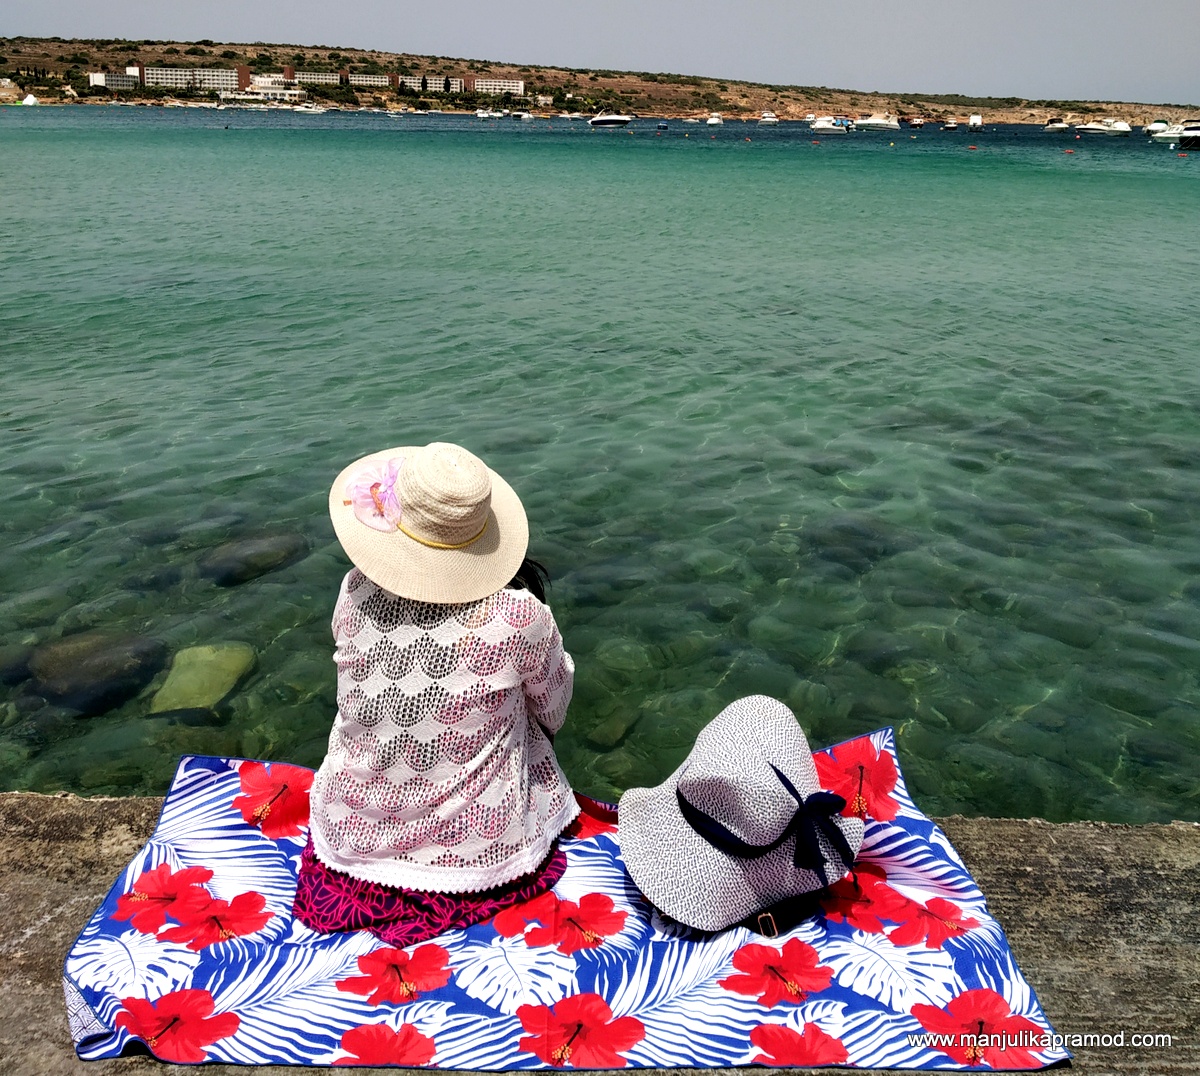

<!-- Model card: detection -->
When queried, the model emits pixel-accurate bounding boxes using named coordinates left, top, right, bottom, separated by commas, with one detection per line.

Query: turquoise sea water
left=2, top=106, right=1198, bottom=821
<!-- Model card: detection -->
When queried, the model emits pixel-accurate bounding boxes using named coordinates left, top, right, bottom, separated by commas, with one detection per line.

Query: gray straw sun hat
left=619, top=695, right=864, bottom=932
left=328, top=442, right=529, bottom=604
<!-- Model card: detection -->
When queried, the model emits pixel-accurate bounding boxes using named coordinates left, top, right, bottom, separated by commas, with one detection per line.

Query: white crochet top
left=308, top=569, right=579, bottom=892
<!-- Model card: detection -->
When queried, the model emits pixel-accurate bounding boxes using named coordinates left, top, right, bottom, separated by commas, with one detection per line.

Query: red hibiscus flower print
left=518, top=992, right=644, bottom=1068
left=912, top=987, right=1045, bottom=1068
left=821, top=862, right=914, bottom=934
left=494, top=892, right=627, bottom=954
left=719, top=938, right=834, bottom=1007
left=233, top=761, right=314, bottom=839
left=493, top=890, right=560, bottom=938
left=565, top=794, right=618, bottom=839
left=888, top=896, right=981, bottom=949
left=111, top=863, right=214, bottom=934
left=337, top=944, right=452, bottom=1005
left=334, top=1022, right=436, bottom=1066
left=158, top=890, right=273, bottom=950
left=526, top=893, right=628, bottom=955
left=750, top=1021, right=849, bottom=1066
left=814, top=736, right=899, bottom=821
left=116, top=988, right=239, bottom=1064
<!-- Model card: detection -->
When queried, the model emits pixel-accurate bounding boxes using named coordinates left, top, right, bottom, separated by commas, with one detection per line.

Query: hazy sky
left=8, top=0, right=1198, bottom=106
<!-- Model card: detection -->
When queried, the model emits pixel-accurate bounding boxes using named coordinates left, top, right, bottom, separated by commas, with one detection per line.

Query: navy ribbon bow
left=676, top=765, right=854, bottom=888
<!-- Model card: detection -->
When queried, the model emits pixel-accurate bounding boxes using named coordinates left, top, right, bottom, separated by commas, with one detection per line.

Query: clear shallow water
left=2, top=106, right=1198, bottom=820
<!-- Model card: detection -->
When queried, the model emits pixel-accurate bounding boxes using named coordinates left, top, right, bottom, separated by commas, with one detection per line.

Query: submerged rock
left=586, top=712, right=637, bottom=750
left=805, top=513, right=913, bottom=575
left=150, top=643, right=258, bottom=713
left=0, top=643, right=32, bottom=686
left=28, top=632, right=167, bottom=716
left=198, top=534, right=309, bottom=587
left=0, top=584, right=81, bottom=630
left=147, top=707, right=225, bottom=727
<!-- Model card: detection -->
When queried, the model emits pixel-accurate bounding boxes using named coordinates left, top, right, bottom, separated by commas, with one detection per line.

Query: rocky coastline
left=2, top=35, right=1193, bottom=126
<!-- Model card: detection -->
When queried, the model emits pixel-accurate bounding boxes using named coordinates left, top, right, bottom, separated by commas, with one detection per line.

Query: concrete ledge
left=1, top=792, right=1197, bottom=1074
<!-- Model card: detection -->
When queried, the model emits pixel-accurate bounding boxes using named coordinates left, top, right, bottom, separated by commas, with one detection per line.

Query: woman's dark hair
left=507, top=556, right=550, bottom=603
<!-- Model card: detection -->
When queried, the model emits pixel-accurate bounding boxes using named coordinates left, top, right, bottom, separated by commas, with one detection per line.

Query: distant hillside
left=2, top=35, right=1193, bottom=121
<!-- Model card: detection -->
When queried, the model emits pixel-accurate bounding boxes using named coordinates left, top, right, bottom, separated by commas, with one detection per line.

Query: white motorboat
left=967, top=114, right=984, bottom=131
left=942, top=120, right=959, bottom=131
left=1143, top=118, right=1170, bottom=134
left=706, top=112, right=723, bottom=125
left=758, top=111, right=779, bottom=125
left=512, top=111, right=533, bottom=121
left=292, top=102, right=327, bottom=114
left=809, top=115, right=852, bottom=134
left=1042, top=117, right=1069, bottom=131
left=856, top=112, right=900, bottom=131
left=1075, top=118, right=1131, bottom=136
left=1150, top=119, right=1200, bottom=144
left=587, top=112, right=633, bottom=127
left=906, top=116, right=926, bottom=128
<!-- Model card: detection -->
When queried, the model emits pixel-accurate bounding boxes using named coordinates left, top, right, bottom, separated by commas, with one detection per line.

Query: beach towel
left=64, top=728, right=1070, bottom=1069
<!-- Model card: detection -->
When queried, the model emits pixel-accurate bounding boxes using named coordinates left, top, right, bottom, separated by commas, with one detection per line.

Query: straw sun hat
left=619, top=695, right=864, bottom=932
left=328, top=442, right=529, bottom=604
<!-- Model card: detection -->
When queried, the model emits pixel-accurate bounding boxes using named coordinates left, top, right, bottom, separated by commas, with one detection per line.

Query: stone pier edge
left=1, top=792, right=1196, bottom=1075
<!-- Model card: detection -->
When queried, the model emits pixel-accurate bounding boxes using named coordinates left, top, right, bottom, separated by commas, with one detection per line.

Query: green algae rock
left=150, top=643, right=257, bottom=713
left=586, top=712, right=637, bottom=750
left=593, top=638, right=652, bottom=674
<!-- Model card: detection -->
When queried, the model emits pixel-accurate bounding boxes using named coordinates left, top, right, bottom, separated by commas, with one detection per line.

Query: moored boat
left=810, top=115, right=853, bottom=134
left=706, top=112, right=723, bottom=125
left=1149, top=119, right=1200, bottom=144
left=967, top=114, right=984, bottom=131
left=1042, top=117, right=1069, bottom=131
left=856, top=112, right=900, bottom=131
left=587, top=111, right=633, bottom=127
left=758, top=111, right=779, bottom=125
left=1075, top=118, right=1132, bottom=136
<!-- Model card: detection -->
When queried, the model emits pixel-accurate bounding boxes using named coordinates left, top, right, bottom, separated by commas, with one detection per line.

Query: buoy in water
left=968, top=145, right=977, bottom=150
left=1065, top=149, right=1074, bottom=153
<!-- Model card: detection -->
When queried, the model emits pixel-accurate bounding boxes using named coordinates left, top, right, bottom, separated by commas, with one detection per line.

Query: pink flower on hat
left=344, top=457, right=404, bottom=532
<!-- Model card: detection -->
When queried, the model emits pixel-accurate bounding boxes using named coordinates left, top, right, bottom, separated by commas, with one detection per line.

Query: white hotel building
left=468, top=78, right=525, bottom=96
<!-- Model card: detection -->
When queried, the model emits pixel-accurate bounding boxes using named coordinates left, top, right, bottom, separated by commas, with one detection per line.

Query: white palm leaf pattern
left=153, top=758, right=301, bottom=910
left=63, top=740, right=1066, bottom=1070
left=67, top=927, right=200, bottom=1007
left=820, top=928, right=963, bottom=1012
left=428, top=1010, right=528, bottom=1069
left=944, top=916, right=1011, bottom=983
left=861, top=822, right=981, bottom=904
left=626, top=977, right=772, bottom=1067
left=601, top=927, right=746, bottom=1017
left=450, top=932, right=578, bottom=1014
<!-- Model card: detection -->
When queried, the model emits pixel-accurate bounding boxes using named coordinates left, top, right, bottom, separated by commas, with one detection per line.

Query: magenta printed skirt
left=292, top=836, right=568, bottom=948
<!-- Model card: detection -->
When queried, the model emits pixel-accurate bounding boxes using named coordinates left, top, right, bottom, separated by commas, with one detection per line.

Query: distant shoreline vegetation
left=1, top=35, right=1195, bottom=119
